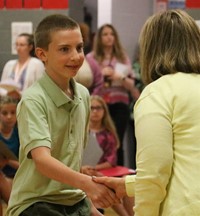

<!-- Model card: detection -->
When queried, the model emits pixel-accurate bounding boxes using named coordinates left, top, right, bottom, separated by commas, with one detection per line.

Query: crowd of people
left=1, top=7, right=200, bottom=216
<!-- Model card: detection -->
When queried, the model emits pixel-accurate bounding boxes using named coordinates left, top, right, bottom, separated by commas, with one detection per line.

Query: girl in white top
left=1, top=33, right=44, bottom=91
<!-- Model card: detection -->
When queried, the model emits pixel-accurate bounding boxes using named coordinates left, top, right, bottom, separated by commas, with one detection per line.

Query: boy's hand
left=92, top=176, right=127, bottom=199
left=83, top=177, right=120, bottom=209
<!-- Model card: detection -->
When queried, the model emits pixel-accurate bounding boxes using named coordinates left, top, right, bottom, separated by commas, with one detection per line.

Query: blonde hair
left=139, top=9, right=200, bottom=85
left=90, top=95, right=120, bottom=148
left=93, top=24, right=126, bottom=63
left=0, top=96, right=18, bottom=108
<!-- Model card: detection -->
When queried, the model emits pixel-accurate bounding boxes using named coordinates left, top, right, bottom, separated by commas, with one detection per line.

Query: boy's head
left=35, top=14, right=79, bottom=50
left=34, top=14, right=84, bottom=80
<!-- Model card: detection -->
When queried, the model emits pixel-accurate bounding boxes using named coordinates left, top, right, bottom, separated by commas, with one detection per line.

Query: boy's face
left=37, top=28, right=84, bottom=81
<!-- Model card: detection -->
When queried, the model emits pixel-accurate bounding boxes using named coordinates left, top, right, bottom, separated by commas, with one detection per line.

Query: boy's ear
left=35, top=47, right=47, bottom=62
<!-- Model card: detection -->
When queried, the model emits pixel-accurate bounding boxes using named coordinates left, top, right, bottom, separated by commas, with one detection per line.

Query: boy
left=6, top=14, right=119, bottom=216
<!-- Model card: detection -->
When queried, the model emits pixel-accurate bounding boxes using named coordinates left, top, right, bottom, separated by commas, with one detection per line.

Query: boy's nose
left=70, top=50, right=81, bottom=61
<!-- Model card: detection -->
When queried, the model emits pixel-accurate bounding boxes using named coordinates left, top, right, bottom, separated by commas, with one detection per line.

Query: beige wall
left=111, top=0, right=153, bottom=61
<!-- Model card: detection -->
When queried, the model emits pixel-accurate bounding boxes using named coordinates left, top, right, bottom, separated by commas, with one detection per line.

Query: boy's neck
left=47, top=73, right=74, bottom=99
left=63, top=86, right=74, bottom=99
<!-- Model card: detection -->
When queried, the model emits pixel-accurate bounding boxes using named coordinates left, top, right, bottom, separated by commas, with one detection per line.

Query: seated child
left=82, top=95, right=134, bottom=216
left=0, top=96, right=20, bottom=216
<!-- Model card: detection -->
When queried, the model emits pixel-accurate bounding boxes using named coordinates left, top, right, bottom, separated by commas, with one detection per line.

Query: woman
left=94, top=9, right=200, bottom=215
left=87, top=24, right=139, bottom=165
left=1, top=33, right=44, bottom=91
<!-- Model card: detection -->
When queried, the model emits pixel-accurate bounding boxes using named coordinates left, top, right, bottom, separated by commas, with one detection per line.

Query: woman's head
left=90, top=95, right=120, bottom=148
left=139, top=9, right=200, bottom=85
left=0, top=96, right=18, bottom=129
left=15, top=33, right=35, bottom=57
left=93, top=24, right=126, bottom=63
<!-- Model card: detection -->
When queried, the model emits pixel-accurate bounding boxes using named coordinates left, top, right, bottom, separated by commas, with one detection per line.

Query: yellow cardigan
left=128, top=73, right=200, bottom=216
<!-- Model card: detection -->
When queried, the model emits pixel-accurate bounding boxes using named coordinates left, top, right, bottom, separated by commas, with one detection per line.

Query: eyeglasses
left=15, top=43, right=29, bottom=47
left=91, top=106, right=104, bottom=111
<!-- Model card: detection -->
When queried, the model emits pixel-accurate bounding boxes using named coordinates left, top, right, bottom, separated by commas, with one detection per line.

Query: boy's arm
left=31, top=146, right=120, bottom=209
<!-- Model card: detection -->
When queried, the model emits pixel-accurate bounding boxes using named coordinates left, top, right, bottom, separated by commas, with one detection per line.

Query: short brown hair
left=35, top=14, right=79, bottom=50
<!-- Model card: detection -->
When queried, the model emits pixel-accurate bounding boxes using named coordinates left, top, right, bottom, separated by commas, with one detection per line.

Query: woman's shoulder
left=139, top=73, right=196, bottom=102
left=147, top=73, right=194, bottom=89
left=98, top=129, right=114, bottom=138
left=86, top=52, right=96, bottom=62
left=4, top=59, right=17, bottom=67
left=74, top=59, right=93, bottom=88
left=29, top=57, right=44, bottom=65
left=86, top=51, right=94, bottom=58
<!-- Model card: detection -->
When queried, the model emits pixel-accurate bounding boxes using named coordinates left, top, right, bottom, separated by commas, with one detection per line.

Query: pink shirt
left=95, top=129, right=117, bottom=166
left=86, top=52, right=135, bottom=105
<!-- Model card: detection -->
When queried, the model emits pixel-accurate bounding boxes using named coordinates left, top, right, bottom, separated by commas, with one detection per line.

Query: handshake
left=85, top=173, right=135, bottom=212
left=86, top=174, right=135, bottom=216
left=92, top=176, right=127, bottom=199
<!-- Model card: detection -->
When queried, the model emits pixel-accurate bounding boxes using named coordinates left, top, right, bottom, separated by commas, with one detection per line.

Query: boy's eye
left=60, top=47, right=69, bottom=52
left=77, top=45, right=83, bottom=53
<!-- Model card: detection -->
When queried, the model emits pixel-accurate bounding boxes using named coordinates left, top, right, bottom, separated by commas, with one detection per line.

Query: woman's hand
left=92, top=176, right=127, bottom=199
left=81, top=165, right=103, bottom=176
left=102, top=66, right=114, bottom=77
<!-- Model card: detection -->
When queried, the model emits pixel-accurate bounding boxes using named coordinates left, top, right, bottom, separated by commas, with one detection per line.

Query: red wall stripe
left=0, top=0, right=4, bottom=8
left=6, top=0, right=22, bottom=9
left=186, top=0, right=200, bottom=8
left=24, top=0, right=41, bottom=9
left=42, top=0, right=68, bottom=9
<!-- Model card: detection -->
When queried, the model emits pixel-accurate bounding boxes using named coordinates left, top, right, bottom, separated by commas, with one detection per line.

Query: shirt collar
left=39, top=73, right=82, bottom=107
